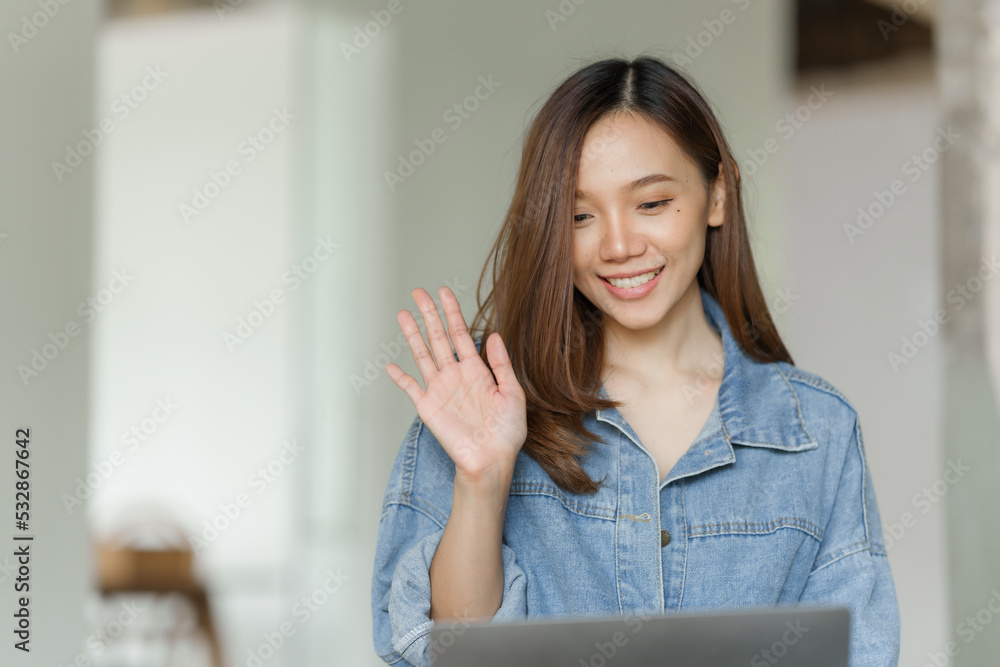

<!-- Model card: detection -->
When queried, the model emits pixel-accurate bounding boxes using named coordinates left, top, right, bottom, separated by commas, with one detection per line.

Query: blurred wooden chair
left=95, top=521, right=225, bottom=667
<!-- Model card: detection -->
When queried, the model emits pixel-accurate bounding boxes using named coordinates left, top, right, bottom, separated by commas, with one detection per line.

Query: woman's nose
left=600, top=214, right=645, bottom=262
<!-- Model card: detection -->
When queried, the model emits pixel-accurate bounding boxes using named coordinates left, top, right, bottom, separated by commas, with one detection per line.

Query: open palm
left=385, top=286, right=527, bottom=481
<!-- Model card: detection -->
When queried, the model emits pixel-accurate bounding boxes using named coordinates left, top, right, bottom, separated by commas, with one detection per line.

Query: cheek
left=571, top=234, right=594, bottom=272
left=653, top=226, right=693, bottom=255
left=571, top=260, right=592, bottom=293
left=659, top=214, right=705, bottom=250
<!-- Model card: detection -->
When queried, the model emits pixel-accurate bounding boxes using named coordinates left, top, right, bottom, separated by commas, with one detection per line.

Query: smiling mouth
left=600, top=266, right=663, bottom=289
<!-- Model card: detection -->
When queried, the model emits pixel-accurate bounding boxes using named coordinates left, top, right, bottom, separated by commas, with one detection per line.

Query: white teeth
left=606, top=268, right=661, bottom=289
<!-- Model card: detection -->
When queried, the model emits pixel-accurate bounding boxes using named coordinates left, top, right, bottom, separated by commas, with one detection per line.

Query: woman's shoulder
left=770, top=360, right=864, bottom=455
left=773, top=359, right=852, bottom=405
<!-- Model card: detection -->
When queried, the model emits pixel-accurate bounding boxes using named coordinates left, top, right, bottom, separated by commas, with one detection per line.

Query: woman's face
left=571, top=111, right=725, bottom=333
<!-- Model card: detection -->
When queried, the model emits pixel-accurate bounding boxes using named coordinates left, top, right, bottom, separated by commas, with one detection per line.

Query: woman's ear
left=707, top=161, right=726, bottom=228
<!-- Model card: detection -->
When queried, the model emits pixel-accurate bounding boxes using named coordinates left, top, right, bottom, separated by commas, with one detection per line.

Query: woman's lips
left=600, top=266, right=663, bottom=300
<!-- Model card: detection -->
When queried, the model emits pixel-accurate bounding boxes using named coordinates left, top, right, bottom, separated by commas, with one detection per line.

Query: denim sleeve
left=798, top=414, right=901, bottom=666
left=371, top=499, right=529, bottom=666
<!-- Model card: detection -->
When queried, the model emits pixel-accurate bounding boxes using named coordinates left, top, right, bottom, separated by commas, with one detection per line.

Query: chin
left=603, top=306, right=667, bottom=331
left=626, top=315, right=665, bottom=331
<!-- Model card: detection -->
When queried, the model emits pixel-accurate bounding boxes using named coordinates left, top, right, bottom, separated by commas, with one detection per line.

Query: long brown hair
left=468, top=55, right=793, bottom=495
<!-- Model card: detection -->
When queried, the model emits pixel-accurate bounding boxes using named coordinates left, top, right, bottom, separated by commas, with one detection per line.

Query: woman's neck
left=601, top=281, right=723, bottom=388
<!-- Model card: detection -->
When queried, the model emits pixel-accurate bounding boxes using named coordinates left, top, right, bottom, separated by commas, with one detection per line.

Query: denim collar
left=594, top=284, right=816, bottom=477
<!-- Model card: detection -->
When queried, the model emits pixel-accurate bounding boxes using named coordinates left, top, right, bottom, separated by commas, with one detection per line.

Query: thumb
left=485, top=332, right=520, bottom=396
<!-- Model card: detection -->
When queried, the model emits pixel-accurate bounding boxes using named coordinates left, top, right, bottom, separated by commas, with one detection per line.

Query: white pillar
left=0, top=0, right=100, bottom=661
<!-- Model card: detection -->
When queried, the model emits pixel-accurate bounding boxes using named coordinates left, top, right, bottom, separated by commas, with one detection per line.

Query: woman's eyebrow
left=575, top=173, right=677, bottom=200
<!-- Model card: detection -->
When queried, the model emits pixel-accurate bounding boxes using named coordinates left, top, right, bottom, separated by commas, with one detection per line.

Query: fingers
left=385, top=362, right=424, bottom=405
left=439, top=286, right=480, bottom=362
left=485, top=332, right=522, bottom=397
left=412, top=287, right=456, bottom=369
left=396, top=307, right=438, bottom=383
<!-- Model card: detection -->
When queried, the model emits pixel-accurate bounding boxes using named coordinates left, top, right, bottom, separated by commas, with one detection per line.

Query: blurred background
left=2, top=0, right=999, bottom=664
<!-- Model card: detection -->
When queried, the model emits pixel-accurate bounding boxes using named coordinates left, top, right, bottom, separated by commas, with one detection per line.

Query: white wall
left=93, top=4, right=302, bottom=662
left=92, top=3, right=399, bottom=665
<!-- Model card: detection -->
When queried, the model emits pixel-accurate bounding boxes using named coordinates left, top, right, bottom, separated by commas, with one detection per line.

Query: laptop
left=428, top=606, right=849, bottom=666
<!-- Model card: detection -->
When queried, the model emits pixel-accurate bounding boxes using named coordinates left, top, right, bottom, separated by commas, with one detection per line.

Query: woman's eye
left=574, top=199, right=673, bottom=224
left=639, top=199, right=673, bottom=211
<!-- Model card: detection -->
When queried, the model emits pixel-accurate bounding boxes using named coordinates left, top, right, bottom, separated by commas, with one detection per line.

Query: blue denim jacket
left=371, top=285, right=901, bottom=667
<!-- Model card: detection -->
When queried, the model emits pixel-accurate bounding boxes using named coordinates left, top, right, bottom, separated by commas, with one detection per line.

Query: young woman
left=371, top=55, right=900, bottom=667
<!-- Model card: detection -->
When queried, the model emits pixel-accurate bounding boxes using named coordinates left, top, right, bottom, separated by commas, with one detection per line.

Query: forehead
left=577, top=112, right=692, bottom=185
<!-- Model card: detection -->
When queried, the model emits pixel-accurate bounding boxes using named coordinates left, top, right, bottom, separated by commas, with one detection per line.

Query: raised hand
left=385, top=286, right=527, bottom=485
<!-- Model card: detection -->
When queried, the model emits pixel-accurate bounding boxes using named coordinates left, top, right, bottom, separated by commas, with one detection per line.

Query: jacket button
left=660, top=529, right=671, bottom=547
